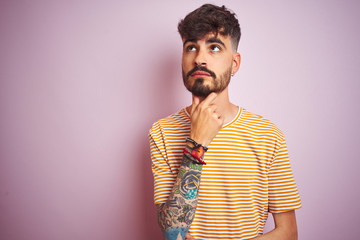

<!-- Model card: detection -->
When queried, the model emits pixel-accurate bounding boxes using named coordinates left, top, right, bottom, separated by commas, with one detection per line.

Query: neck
left=189, top=88, right=238, bottom=125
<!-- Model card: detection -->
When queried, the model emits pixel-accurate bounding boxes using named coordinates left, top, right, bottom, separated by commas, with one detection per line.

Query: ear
left=232, top=52, right=241, bottom=75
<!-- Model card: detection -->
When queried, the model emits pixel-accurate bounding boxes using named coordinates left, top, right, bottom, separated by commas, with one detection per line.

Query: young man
left=149, top=4, right=301, bottom=240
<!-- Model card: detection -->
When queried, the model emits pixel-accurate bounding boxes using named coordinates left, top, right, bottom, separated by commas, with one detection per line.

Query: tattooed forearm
left=157, top=155, right=203, bottom=240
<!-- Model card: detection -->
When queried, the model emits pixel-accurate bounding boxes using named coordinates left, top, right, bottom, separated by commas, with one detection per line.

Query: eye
left=210, top=45, right=221, bottom=52
left=186, top=45, right=197, bottom=52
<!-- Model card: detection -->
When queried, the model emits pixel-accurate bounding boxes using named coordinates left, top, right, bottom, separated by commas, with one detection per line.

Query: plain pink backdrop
left=1, top=0, right=359, bottom=239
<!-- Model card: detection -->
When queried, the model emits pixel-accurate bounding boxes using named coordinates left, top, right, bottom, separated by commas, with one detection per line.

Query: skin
left=183, top=33, right=241, bottom=144
left=156, top=153, right=203, bottom=240
left=157, top=33, right=298, bottom=240
left=157, top=94, right=220, bottom=240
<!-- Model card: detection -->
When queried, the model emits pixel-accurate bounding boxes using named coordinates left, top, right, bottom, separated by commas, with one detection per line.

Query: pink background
left=1, top=0, right=359, bottom=239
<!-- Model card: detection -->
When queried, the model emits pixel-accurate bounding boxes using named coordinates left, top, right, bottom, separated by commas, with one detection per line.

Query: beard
left=182, top=65, right=232, bottom=98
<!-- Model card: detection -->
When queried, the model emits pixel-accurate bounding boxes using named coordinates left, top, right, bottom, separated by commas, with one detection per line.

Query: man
left=149, top=4, right=301, bottom=240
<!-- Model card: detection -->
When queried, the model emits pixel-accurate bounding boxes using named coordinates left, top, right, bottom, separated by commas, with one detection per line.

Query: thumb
left=191, top=96, right=200, bottom=115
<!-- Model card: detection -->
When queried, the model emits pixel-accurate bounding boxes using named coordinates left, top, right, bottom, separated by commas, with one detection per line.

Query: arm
left=253, top=134, right=301, bottom=240
left=156, top=153, right=203, bottom=240
left=250, top=210, right=298, bottom=240
left=157, top=93, right=223, bottom=240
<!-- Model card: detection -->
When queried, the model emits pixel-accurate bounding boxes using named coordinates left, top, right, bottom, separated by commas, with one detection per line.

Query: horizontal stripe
left=149, top=107, right=301, bottom=239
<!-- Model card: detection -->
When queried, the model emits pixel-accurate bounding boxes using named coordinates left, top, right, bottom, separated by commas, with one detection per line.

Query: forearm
left=157, top=93, right=222, bottom=240
left=157, top=153, right=203, bottom=240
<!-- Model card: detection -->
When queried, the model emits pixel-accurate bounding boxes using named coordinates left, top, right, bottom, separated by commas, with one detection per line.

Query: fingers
left=201, top=92, right=217, bottom=107
left=189, top=92, right=222, bottom=147
left=191, top=92, right=217, bottom=115
left=212, top=110, right=224, bottom=124
left=218, top=114, right=224, bottom=124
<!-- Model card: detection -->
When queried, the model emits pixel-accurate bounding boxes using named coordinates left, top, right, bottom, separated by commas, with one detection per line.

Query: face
left=182, top=33, right=238, bottom=98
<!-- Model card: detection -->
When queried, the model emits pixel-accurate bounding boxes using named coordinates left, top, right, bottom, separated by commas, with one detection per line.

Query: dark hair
left=178, top=4, right=241, bottom=51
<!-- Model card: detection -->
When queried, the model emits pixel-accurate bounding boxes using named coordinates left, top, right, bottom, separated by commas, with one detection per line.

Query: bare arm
left=157, top=93, right=223, bottom=240
left=250, top=210, right=298, bottom=240
left=157, top=154, right=203, bottom=240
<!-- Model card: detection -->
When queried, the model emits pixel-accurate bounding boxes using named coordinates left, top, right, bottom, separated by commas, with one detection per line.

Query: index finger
left=199, top=92, right=217, bottom=107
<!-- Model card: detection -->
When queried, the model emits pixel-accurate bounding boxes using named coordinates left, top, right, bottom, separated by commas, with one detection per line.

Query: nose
left=194, top=49, right=207, bottom=67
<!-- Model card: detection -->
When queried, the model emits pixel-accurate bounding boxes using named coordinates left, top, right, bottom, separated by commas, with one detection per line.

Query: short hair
left=178, top=4, right=241, bottom=51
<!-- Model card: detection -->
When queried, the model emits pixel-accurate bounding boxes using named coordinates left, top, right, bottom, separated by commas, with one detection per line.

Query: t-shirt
left=149, top=107, right=301, bottom=239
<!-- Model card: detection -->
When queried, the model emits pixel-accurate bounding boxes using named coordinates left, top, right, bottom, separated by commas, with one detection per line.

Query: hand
left=190, top=92, right=224, bottom=147
left=185, top=233, right=195, bottom=240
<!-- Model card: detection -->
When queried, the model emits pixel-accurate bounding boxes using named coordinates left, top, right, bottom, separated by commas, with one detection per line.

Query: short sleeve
left=149, top=122, right=176, bottom=205
left=268, top=138, right=302, bottom=213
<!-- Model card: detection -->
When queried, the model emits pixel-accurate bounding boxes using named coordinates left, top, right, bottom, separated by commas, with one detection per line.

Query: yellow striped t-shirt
left=149, top=107, right=301, bottom=239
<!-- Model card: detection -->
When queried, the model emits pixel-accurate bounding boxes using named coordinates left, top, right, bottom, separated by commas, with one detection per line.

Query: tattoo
left=179, top=170, right=201, bottom=200
left=157, top=153, right=203, bottom=240
left=177, top=204, right=196, bottom=225
left=163, top=227, right=188, bottom=240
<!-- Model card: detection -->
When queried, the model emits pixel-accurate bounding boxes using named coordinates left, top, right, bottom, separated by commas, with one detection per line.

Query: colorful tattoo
left=157, top=152, right=203, bottom=240
left=162, top=227, right=188, bottom=240
left=179, top=170, right=200, bottom=199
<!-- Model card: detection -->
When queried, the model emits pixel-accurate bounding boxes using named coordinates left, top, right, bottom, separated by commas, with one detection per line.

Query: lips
left=191, top=71, right=211, bottom=77
left=186, top=66, right=216, bottom=79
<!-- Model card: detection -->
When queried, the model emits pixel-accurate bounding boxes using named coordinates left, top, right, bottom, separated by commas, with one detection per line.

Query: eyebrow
left=183, top=39, right=196, bottom=47
left=183, top=37, right=227, bottom=49
left=206, top=38, right=226, bottom=49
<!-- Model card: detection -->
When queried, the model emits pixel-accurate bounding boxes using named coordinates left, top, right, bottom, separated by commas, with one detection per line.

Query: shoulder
left=237, top=108, right=285, bottom=140
left=149, top=108, right=190, bottom=135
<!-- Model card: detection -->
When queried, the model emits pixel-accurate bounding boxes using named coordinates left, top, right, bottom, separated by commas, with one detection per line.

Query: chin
left=191, top=90, right=214, bottom=98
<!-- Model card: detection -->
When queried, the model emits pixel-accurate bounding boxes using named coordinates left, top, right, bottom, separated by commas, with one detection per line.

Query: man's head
left=178, top=4, right=241, bottom=53
left=178, top=4, right=241, bottom=98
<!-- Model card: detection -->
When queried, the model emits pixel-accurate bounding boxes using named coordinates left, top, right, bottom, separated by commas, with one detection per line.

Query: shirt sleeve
left=268, top=138, right=302, bottom=213
left=148, top=121, right=176, bottom=205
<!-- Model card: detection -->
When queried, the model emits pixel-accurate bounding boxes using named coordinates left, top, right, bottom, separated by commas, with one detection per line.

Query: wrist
left=184, top=146, right=206, bottom=165
left=183, top=138, right=208, bottom=165
left=186, top=142, right=195, bottom=148
left=186, top=137, right=209, bottom=152
left=189, top=139, right=209, bottom=147
left=189, top=134, right=210, bottom=147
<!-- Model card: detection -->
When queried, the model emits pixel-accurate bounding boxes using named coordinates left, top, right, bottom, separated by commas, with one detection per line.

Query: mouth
left=191, top=71, right=211, bottom=77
